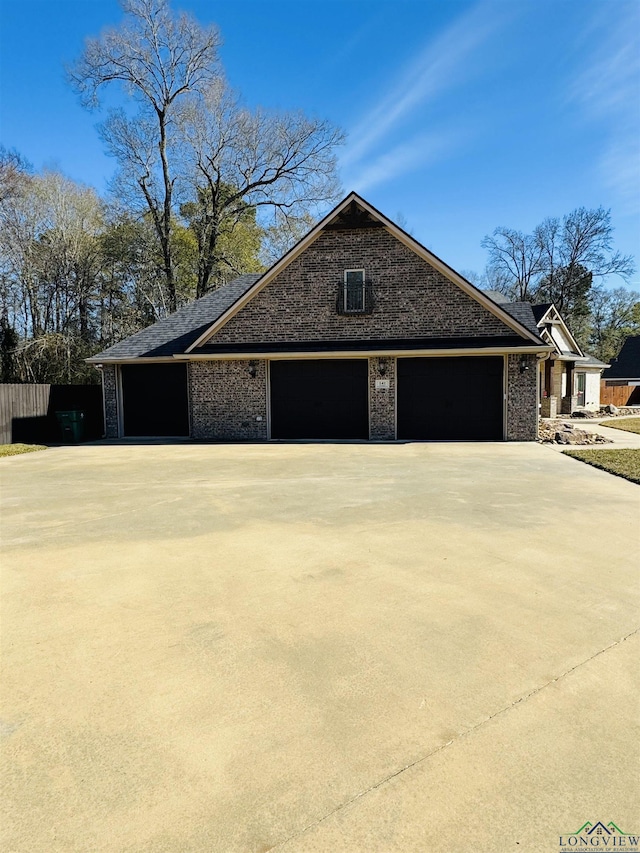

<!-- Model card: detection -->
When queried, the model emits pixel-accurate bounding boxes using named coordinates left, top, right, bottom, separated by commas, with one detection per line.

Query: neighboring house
left=485, top=295, right=609, bottom=415
left=602, top=335, right=640, bottom=406
left=88, top=192, right=552, bottom=442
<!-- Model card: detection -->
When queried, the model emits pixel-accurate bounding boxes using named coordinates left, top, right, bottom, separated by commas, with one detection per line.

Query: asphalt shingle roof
left=605, top=335, right=640, bottom=379
left=87, top=274, right=262, bottom=361
left=88, top=274, right=547, bottom=363
left=501, top=302, right=544, bottom=340
left=480, top=294, right=546, bottom=341
left=578, top=353, right=609, bottom=369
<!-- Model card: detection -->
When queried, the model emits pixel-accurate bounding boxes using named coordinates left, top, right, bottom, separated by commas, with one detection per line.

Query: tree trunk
left=157, top=109, right=176, bottom=312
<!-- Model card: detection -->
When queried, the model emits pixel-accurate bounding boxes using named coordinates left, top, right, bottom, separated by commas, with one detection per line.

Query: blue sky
left=0, top=0, right=638, bottom=282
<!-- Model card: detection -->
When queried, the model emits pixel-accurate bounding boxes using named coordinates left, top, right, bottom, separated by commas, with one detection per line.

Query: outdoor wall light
left=378, top=359, right=388, bottom=376
left=519, top=358, right=530, bottom=374
left=247, top=361, right=257, bottom=378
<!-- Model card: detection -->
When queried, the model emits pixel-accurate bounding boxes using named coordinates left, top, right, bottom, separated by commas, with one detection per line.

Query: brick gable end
left=206, top=227, right=516, bottom=345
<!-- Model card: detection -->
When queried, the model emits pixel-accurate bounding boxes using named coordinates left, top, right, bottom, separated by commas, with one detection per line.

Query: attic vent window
left=337, top=269, right=374, bottom=315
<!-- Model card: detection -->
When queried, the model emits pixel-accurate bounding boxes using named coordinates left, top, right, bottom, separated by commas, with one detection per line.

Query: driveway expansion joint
left=266, top=627, right=640, bottom=852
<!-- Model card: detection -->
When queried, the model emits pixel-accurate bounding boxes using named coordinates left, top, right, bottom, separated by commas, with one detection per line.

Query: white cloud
left=569, top=2, right=640, bottom=213
left=348, top=130, right=461, bottom=193
left=340, top=1, right=505, bottom=184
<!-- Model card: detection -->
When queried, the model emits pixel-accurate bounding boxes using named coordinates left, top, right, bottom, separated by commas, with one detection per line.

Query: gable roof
left=529, top=303, right=582, bottom=358
left=87, top=274, right=261, bottom=362
left=484, top=299, right=588, bottom=356
left=606, top=335, right=640, bottom=379
left=186, top=191, right=546, bottom=351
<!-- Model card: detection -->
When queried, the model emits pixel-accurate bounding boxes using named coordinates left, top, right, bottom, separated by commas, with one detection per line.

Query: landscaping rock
left=539, top=419, right=613, bottom=445
left=568, top=406, right=639, bottom=419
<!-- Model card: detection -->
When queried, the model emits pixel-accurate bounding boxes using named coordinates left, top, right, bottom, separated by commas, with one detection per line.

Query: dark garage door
left=121, top=364, right=189, bottom=437
left=270, top=359, right=368, bottom=439
left=397, top=356, right=504, bottom=440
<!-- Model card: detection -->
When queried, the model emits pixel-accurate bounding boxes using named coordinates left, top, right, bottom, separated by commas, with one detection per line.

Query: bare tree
left=68, top=0, right=221, bottom=311
left=534, top=207, right=635, bottom=337
left=481, top=227, right=546, bottom=301
left=536, top=207, right=634, bottom=303
left=0, top=168, right=107, bottom=382
left=177, top=81, right=344, bottom=296
left=482, top=207, right=635, bottom=311
left=0, top=147, right=31, bottom=205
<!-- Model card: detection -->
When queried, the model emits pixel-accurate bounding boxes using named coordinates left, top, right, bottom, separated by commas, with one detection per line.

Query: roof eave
left=174, top=344, right=553, bottom=360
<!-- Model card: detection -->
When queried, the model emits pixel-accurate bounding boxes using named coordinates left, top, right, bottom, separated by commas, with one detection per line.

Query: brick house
left=485, top=295, right=610, bottom=415
left=88, top=193, right=552, bottom=441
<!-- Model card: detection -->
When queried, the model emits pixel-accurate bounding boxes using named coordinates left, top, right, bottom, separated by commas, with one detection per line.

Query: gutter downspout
left=536, top=350, right=553, bottom=435
left=94, top=364, right=107, bottom=439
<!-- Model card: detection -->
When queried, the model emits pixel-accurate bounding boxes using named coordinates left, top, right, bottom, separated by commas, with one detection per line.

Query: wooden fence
left=0, top=384, right=104, bottom=445
left=600, top=381, right=640, bottom=408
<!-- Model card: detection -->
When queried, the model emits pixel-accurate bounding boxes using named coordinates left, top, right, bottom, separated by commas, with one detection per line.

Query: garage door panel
left=270, top=360, right=368, bottom=439
left=121, top=364, right=189, bottom=437
left=398, top=356, right=503, bottom=440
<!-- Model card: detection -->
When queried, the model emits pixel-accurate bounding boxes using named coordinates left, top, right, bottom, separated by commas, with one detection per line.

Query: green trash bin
left=55, top=410, right=86, bottom=443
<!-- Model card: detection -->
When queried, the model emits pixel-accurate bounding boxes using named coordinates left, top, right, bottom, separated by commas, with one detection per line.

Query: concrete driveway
left=1, top=442, right=638, bottom=852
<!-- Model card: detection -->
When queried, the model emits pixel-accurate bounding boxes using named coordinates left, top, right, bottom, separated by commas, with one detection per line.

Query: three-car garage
left=117, top=356, right=506, bottom=441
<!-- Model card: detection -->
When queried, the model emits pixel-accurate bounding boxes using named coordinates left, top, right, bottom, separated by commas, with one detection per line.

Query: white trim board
left=175, top=345, right=551, bottom=362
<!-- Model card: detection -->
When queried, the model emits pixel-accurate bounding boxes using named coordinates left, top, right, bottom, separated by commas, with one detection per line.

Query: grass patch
left=563, top=448, right=640, bottom=485
left=0, top=443, right=48, bottom=458
left=600, top=417, right=640, bottom=435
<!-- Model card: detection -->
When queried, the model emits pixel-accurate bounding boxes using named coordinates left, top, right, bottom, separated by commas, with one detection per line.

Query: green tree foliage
left=180, top=184, right=264, bottom=297
left=535, top=263, right=594, bottom=348
left=588, top=286, right=640, bottom=365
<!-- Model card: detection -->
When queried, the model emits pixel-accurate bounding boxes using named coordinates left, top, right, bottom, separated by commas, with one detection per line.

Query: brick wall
left=506, top=354, right=538, bottom=440
left=103, top=355, right=539, bottom=441
left=189, top=360, right=267, bottom=441
left=102, top=364, right=119, bottom=438
left=209, top=228, right=514, bottom=345
left=369, top=357, right=396, bottom=440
